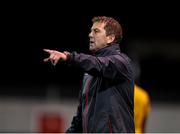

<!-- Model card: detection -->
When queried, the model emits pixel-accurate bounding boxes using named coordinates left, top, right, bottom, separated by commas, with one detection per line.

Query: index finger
left=43, top=49, right=53, bottom=54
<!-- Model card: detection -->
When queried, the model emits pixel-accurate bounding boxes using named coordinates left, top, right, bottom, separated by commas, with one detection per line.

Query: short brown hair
left=92, top=16, right=123, bottom=43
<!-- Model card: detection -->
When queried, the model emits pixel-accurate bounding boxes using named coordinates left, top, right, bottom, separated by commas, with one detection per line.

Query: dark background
left=1, top=2, right=180, bottom=102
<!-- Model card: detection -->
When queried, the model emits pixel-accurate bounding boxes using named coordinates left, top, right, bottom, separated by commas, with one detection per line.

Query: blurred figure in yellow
left=134, top=84, right=151, bottom=133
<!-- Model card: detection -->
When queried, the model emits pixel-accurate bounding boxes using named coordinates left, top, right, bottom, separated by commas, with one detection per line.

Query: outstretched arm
left=43, top=49, right=132, bottom=80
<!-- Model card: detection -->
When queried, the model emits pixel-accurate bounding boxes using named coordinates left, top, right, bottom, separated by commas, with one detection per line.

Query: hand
left=43, top=49, right=67, bottom=66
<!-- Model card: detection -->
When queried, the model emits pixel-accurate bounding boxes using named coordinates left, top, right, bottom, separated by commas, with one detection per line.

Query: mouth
left=89, top=40, right=95, bottom=45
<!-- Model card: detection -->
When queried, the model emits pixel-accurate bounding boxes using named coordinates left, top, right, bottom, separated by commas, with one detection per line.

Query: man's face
left=89, top=22, right=112, bottom=52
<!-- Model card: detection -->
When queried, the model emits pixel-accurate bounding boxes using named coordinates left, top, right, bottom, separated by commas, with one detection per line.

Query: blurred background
left=0, top=2, right=180, bottom=132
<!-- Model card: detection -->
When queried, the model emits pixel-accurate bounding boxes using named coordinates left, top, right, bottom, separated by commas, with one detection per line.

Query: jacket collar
left=94, top=43, right=121, bottom=57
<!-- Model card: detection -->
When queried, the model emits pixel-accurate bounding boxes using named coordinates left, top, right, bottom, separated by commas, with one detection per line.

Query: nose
left=89, top=31, right=93, bottom=38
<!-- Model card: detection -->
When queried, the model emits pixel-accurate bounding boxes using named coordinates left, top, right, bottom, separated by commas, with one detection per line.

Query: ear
left=107, top=34, right=115, bottom=44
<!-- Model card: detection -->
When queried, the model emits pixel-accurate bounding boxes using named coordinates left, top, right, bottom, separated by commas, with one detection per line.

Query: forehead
left=91, top=22, right=106, bottom=30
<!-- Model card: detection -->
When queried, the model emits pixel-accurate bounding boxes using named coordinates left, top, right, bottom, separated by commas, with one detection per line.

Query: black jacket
left=66, top=43, right=135, bottom=133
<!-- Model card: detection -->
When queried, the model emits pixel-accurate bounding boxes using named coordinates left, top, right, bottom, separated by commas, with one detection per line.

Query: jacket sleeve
left=68, top=52, right=132, bottom=80
left=65, top=89, right=82, bottom=133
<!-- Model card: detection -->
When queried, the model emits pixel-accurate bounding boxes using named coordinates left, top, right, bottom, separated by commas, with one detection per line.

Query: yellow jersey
left=134, top=85, right=151, bottom=133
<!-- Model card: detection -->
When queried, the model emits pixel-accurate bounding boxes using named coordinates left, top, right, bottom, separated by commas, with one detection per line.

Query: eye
left=94, top=29, right=100, bottom=33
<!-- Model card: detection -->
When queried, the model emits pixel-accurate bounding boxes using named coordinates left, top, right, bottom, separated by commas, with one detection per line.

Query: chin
left=89, top=47, right=93, bottom=51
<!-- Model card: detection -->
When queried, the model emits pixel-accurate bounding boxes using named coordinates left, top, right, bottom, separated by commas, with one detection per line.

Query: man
left=134, top=84, right=151, bottom=133
left=43, top=16, right=135, bottom=133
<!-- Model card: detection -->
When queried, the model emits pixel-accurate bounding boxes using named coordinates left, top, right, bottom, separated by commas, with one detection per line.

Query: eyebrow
left=91, top=28, right=100, bottom=31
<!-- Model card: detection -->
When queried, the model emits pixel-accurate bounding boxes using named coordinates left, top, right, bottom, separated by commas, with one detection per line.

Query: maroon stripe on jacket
left=108, top=117, right=112, bottom=133
left=84, top=79, right=91, bottom=133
